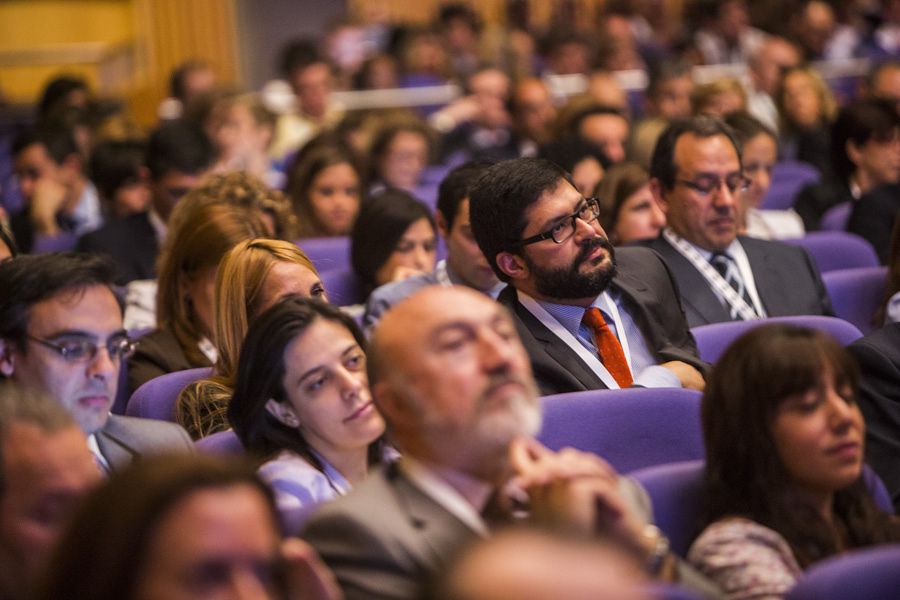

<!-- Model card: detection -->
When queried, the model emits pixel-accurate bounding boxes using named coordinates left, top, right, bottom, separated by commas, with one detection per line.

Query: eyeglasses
left=514, top=198, right=602, bottom=247
left=25, top=334, right=137, bottom=363
left=675, top=175, right=751, bottom=197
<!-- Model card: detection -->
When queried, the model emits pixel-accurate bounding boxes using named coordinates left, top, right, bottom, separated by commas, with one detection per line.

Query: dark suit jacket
left=96, top=414, right=193, bottom=473
left=76, top=211, right=158, bottom=285
left=498, top=246, right=706, bottom=396
left=637, top=235, right=833, bottom=328
left=793, top=178, right=853, bottom=232
left=847, top=183, right=900, bottom=265
left=126, top=327, right=212, bottom=396
left=847, top=323, right=900, bottom=512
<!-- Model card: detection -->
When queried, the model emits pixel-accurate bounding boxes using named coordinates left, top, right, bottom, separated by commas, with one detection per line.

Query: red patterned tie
left=582, top=307, right=633, bottom=388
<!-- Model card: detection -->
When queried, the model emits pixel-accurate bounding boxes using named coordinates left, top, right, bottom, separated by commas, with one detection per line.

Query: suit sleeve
left=797, top=246, right=835, bottom=317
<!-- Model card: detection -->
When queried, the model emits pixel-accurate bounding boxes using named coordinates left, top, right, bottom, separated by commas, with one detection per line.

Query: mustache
left=575, top=236, right=615, bottom=265
left=482, top=372, right=534, bottom=398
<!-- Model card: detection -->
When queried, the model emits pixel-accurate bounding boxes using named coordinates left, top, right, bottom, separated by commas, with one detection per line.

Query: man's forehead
left=385, top=288, right=503, bottom=340
left=673, top=133, right=739, bottom=173
left=525, top=180, right=581, bottom=222
left=28, top=285, right=122, bottom=331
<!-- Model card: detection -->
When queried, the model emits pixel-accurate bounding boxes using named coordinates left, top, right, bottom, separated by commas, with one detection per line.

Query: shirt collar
left=536, top=291, right=617, bottom=339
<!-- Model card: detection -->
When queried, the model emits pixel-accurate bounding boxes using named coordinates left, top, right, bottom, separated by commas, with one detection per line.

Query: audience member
left=368, top=120, right=432, bottom=194
left=363, top=160, right=501, bottom=332
left=0, top=252, right=192, bottom=471
left=538, top=136, right=609, bottom=197
left=88, top=138, right=150, bottom=219
left=351, top=189, right=436, bottom=299
left=795, top=98, right=900, bottom=233
left=775, top=65, right=837, bottom=175
left=213, top=93, right=284, bottom=189
left=746, top=37, right=802, bottom=133
left=594, top=162, right=666, bottom=244
left=644, top=116, right=832, bottom=327
left=693, top=0, right=767, bottom=65
left=76, top=119, right=215, bottom=284
left=510, top=78, right=557, bottom=156
left=644, top=57, right=694, bottom=122
left=34, top=454, right=340, bottom=600
left=0, top=385, right=101, bottom=600
left=469, top=157, right=706, bottom=396
left=690, top=324, right=900, bottom=599
left=724, top=111, right=804, bottom=239
left=569, top=105, right=629, bottom=165
left=302, top=286, right=721, bottom=600
left=229, top=298, right=389, bottom=534
left=35, top=76, right=90, bottom=125
left=876, top=215, right=900, bottom=326
left=158, top=59, right=218, bottom=120
left=178, top=239, right=324, bottom=439
left=690, top=79, right=747, bottom=117
left=287, top=139, right=363, bottom=238
left=11, top=127, right=102, bottom=253
left=437, top=3, right=482, bottom=81
left=865, top=61, right=900, bottom=115
left=126, top=203, right=269, bottom=394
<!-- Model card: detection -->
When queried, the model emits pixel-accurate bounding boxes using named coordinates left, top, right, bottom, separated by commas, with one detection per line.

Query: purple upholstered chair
left=781, top=231, right=879, bottom=273
left=295, top=236, right=351, bottom=273
left=760, top=161, right=820, bottom=210
left=194, top=429, right=244, bottom=455
left=823, top=266, right=888, bottom=335
left=125, top=367, right=212, bottom=422
left=786, top=545, right=900, bottom=600
left=630, top=460, right=892, bottom=557
left=31, top=231, right=78, bottom=253
left=691, top=315, right=863, bottom=365
left=537, top=387, right=704, bottom=474
left=320, top=267, right=365, bottom=307
left=819, top=201, right=851, bottom=231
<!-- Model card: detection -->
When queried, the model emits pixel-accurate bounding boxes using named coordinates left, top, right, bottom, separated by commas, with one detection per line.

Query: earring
left=286, top=415, right=300, bottom=427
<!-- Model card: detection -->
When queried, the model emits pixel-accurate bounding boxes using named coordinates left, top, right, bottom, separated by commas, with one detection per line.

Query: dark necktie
left=709, top=252, right=754, bottom=320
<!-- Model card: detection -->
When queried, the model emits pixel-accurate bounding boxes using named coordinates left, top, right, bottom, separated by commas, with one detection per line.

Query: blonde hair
left=776, top=65, right=838, bottom=132
left=690, top=78, right=747, bottom=116
left=176, top=239, right=318, bottom=439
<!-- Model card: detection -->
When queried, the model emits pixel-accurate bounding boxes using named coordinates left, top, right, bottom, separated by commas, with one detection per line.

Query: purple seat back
left=320, top=267, right=365, bottom=306
left=786, top=545, right=900, bottom=600
left=631, top=460, right=892, bottom=557
left=782, top=231, right=879, bottom=273
left=760, top=161, right=820, bottom=210
left=125, top=367, right=212, bottom=422
left=194, top=429, right=244, bottom=455
left=295, top=237, right=350, bottom=273
left=823, top=266, right=888, bottom=335
left=537, top=388, right=704, bottom=474
left=691, top=315, right=863, bottom=364
left=31, top=232, right=78, bottom=253
left=820, top=201, right=851, bottom=231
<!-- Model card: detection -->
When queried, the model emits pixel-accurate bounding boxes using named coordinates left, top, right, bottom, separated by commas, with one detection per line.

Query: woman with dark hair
left=367, top=120, right=432, bottom=194
left=689, top=324, right=900, bottom=600
left=593, top=162, right=665, bottom=245
left=351, top=189, right=436, bottom=297
left=228, top=298, right=388, bottom=534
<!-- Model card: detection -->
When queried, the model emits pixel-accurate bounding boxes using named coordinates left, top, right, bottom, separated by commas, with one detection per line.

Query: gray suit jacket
left=498, top=246, right=707, bottom=396
left=362, top=271, right=443, bottom=335
left=637, top=235, right=833, bottom=328
left=301, top=461, right=724, bottom=600
left=96, top=414, right=193, bottom=473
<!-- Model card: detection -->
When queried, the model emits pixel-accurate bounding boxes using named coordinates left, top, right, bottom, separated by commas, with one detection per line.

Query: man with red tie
left=469, top=157, right=706, bottom=396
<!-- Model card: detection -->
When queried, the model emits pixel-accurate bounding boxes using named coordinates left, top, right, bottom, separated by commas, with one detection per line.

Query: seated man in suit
left=302, top=286, right=722, bottom=600
left=643, top=115, right=833, bottom=328
left=76, top=119, right=215, bottom=284
left=0, top=252, right=193, bottom=472
left=0, top=385, right=101, bottom=600
left=362, top=160, right=503, bottom=333
left=467, top=157, right=706, bottom=396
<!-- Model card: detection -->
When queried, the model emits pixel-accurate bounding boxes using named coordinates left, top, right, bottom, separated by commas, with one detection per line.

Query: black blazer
left=76, top=211, right=159, bottom=285
left=498, top=246, right=707, bottom=396
left=637, top=235, right=834, bottom=328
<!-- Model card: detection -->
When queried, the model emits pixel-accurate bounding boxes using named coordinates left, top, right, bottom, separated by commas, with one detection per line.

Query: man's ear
left=264, top=399, right=299, bottom=427
left=0, top=339, right=15, bottom=377
left=846, top=140, right=862, bottom=168
left=371, top=381, right=413, bottom=431
left=496, top=251, right=528, bottom=280
left=434, top=210, right=450, bottom=239
left=649, top=178, right=670, bottom=214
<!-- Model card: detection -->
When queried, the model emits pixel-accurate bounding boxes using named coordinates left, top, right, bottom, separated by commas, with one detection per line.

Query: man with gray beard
left=468, top=157, right=706, bottom=396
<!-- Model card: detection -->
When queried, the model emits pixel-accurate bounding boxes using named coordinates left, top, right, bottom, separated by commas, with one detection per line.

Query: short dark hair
left=538, top=136, right=610, bottom=174
left=169, top=60, right=210, bottom=101
left=646, top=57, right=693, bottom=100
left=0, top=252, right=117, bottom=350
left=830, top=98, right=900, bottom=181
left=569, top=104, right=628, bottom=138
left=649, top=115, right=741, bottom=190
left=437, top=3, right=480, bottom=32
left=351, top=189, right=435, bottom=295
left=11, top=127, right=79, bottom=166
left=145, top=119, right=215, bottom=182
left=469, top=158, right=572, bottom=282
left=723, top=111, right=776, bottom=148
left=436, top=160, right=494, bottom=228
left=88, top=139, right=146, bottom=202
left=279, top=38, right=324, bottom=79
left=37, top=75, right=88, bottom=121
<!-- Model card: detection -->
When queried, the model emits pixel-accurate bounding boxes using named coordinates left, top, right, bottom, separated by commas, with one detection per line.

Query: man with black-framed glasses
left=644, top=115, right=833, bottom=327
left=0, top=252, right=192, bottom=472
left=469, top=157, right=707, bottom=397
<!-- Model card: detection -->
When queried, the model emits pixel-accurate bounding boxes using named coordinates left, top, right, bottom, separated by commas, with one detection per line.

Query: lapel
left=650, top=237, right=731, bottom=326
left=738, top=236, right=780, bottom=316
left=95, top=416, right=139, bottom=473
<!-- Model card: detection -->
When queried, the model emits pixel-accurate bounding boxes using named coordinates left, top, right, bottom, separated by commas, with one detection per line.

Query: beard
left=526, top=236, right=617, bottom=300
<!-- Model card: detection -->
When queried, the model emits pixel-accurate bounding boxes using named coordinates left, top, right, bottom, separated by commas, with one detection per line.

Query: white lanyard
left=662, top=228, right=760, bottom=321
left=517, top=290, right=630, bottom=390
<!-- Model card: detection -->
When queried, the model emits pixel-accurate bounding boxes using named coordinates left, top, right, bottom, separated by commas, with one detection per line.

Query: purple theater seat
left=782, top=231, right=879, bottom=273
left=537, top=387, right=704, bottom=474
left=125, top=367, right=212, bottom=422
left=820, top=201, right=851, bottom=231
left=194, top=429, right=244, bottom=455
left=630, top=460, right=892, bottom=557
left=786, top=545, right=900, bottom=600
left=31, top=231, right=78, bottom=253
left=691, top=315, right=863, bottom=365
left=320, top=267, right=365, bottom=307
left=760, top=161, right=820, bottom=210
left=823, top=266, right=888, bottom=336
left=295, top=236, right=350, bottom=273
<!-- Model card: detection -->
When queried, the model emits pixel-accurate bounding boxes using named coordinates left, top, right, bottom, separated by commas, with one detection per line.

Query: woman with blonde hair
left=126, top=203, right=269, bottom=394
left=177, top=238, right=326, bottom=439
left=775, top=65, right=837, bottom=175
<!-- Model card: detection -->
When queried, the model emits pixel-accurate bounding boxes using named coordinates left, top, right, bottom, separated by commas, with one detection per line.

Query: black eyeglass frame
left=25, top=334, right=137, bottom=363
left=512, top=197, right=602, bottom=248
left=674, top=175, right=752, bottom=197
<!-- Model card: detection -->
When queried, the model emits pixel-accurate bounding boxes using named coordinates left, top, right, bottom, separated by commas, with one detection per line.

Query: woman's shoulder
left=693, top=517, right=794, bottom=548
left=258, top=451, right=343, bottom=505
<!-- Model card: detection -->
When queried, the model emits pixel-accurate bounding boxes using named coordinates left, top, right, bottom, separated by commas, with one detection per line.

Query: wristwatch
left=642, top=524, right=671, bottom=575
